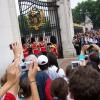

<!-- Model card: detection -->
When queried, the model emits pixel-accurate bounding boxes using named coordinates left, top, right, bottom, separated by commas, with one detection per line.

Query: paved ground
left=58, top=57, right=76, bottom=71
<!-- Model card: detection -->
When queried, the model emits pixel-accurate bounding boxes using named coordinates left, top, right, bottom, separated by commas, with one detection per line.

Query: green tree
left=72, top=0, right=100, bottom=28
left=18, top=15, right=29, bottom=36
left=94, top=0, right=100, bottom=28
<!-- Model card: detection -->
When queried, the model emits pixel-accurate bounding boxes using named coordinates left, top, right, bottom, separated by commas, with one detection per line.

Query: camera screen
left=21, top=66, right=26, bottom=69
left=72, top=63, right=79, bottom=68
left=71, top=61, right=80, bottom=69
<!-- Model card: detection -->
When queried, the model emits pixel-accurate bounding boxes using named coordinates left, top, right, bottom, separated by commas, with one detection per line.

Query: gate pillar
left=57, top=0, right=76, bottom=57
left=0, top=0, right=21, bottom=77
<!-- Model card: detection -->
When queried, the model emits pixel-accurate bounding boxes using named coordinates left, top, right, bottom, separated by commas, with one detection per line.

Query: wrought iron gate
left=18, top=0, right=63, bottom=57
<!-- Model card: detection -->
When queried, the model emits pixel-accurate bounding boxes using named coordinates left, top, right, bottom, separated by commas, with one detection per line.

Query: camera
left=20, top=61, right=32, bottom=72
left=88, top=45, right=93, bottom=50
left=71, top=61, right=80, bottom=69
left=85, top=55, right=89, bottom=60
left=9, top=44, right=12, bottom=49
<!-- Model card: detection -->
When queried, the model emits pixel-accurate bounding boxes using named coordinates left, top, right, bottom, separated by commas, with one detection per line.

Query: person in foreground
left=0, top=42, right=40, bottom=100
left=28, top=59, right=40, bottom=100
left=69, top=66, right=100, bottom=100
left=78, top=44, right=100, bottom=71
left=0, top=58, right=20, bottom=99
left=0, top=42, right=22, bottom=99
left=51, top=78, right=68, bottom=100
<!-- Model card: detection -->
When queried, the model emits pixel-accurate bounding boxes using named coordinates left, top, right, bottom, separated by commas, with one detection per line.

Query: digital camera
left=71, top=61, right=80, bottom=69
left=20, top=61, right=32, bottom=72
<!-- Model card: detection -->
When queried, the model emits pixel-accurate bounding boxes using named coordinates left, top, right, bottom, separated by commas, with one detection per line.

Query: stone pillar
left=0, top=0, right=21, bottom=77
left=57, top=0, right=75, bottom=58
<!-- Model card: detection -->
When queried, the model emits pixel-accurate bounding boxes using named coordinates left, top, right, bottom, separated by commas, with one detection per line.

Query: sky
left=70, top=0, right=87, bottom=9
left=15, top=0, right=96, bottom=15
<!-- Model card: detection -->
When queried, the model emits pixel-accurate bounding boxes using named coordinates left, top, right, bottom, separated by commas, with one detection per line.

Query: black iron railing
left=18, top=0, right=63, bottom=57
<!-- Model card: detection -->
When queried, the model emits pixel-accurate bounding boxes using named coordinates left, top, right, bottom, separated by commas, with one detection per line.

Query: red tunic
left=39, top=42, right=47, bottom=53
left=4, top=92, right=16, bottom=100
left=50, top=44, right=58, bottom=58
left=45, top=78, right=53, bottom=100
left=31, top=42, right=37, bottom=49
left=32, top=42, right=40, bottom=55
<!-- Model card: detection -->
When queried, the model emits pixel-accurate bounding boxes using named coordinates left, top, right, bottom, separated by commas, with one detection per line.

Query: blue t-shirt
left=78, top=54, right=85, bottom=61
left=36, top=71, right=50, bottom=100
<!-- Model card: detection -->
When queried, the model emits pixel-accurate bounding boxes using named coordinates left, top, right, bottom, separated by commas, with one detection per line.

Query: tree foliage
left=72, top=0, right=100, bottom=28
left=18, top=15, right=29, bottom=36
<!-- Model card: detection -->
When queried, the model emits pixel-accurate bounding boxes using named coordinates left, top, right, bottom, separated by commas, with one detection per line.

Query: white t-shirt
left=45, top=65, right=66, bottom=80
left=67, top=93, right=74, bottom=100
left=88, top=38, right=93, bottom=43
left=49, top=66, right=65, bottom=77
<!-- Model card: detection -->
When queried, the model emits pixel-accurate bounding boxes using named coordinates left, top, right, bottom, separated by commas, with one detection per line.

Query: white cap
left=25, top=54, right=38, bottom=62
left=38, top=55, right=48, bottom=65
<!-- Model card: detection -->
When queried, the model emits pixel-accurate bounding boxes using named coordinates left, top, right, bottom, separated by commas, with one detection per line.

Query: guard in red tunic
left=50, top=36, right=59, bottom=58
left=23, top=45, right=29, bottom=58
left=38, top=36, right=47, bottom=53
left=50, top=43, right=58, bottom=58
left=31, top=37, right=40, bottom=55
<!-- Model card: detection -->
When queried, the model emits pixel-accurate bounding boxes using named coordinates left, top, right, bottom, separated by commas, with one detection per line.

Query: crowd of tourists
left=73, top=30, right=100, bottom=55
left=0, top=33, right=100, bottom=100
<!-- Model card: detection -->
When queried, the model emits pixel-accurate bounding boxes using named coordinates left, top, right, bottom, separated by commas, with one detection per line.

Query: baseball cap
left=38, top=55, right=48, bottom=65
left=25, top=54, right=38, bottom=62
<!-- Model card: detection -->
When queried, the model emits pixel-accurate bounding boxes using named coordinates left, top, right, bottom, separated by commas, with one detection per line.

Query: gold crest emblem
left=28, top=8, right=45, bottom=30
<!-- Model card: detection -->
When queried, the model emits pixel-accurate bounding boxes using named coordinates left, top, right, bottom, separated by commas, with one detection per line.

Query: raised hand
left=92, top=44, right=100, bottom=52
left=79, top=60, right=87, bottom=67
left=0, top=59, right=21, bottom=97
left=11, top=42, right=22, bottom=59
left=81, top=45, right=90, bottom=54
left=81, top=45, right=90, bottom=52
left=7, top=58, right=21, bottom=86
left=28, top=59, right=40, bottom=100
left=28, top=59, right=39, bottom=82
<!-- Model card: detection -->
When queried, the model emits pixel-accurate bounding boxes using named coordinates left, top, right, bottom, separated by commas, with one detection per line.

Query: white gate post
left=57, top=0, right=75, bottom=58
left=0, top=0, right=21, bottom=77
